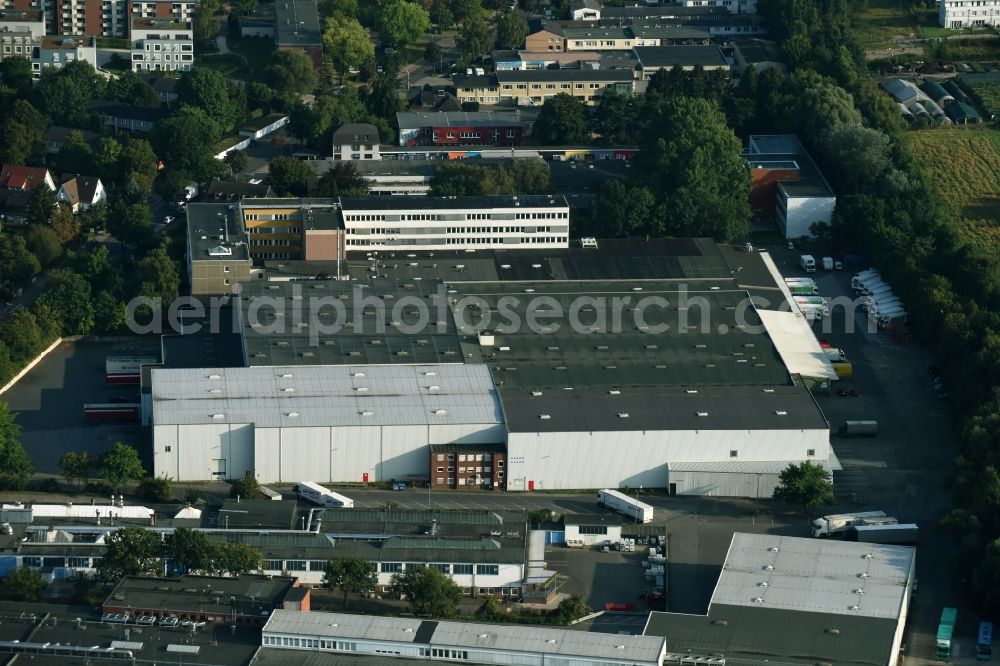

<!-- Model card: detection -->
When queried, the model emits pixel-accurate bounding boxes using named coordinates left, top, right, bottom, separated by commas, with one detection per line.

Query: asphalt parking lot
left=0, top=339, right=156, bottom=474
left=546, top=545, right=654, bottom=613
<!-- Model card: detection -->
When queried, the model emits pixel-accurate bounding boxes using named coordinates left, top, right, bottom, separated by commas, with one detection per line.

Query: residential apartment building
left=31, top=34, right=97, bottom=77
left=454, top=69, right=634, bottom=107
left=1, top=0, right=194, bottom=37
left=0, top=9, right=42, bottom=56
left=492, top=49, right=601, bottom=70
left=523, top=26, right=564, bottom=51
left=396, top=111, right=523, bottom=147
left=683, top=0, right=757, bottom=14
left=429, top=444, right=507, bottom=490
left=939, top=0, right=1000, bottom=27
left=130, top=16, right=193, bottom=72
left=331, top=123, right=381, bottom=161
left=340, top=195, right=570, bottom=251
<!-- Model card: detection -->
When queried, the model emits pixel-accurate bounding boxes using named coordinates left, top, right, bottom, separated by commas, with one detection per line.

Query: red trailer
left=84, top=403, right=140, bottom=422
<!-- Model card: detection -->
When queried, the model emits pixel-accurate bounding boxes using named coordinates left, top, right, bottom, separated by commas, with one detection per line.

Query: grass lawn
left=857, top=0, right=938, bottom=45
left=905, top=127, right=1000, bottom=253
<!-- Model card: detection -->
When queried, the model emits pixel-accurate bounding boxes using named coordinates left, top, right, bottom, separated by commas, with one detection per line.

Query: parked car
left=136, top=616, right=157, bottom=625
left=158, top=616, right=179, bottom=627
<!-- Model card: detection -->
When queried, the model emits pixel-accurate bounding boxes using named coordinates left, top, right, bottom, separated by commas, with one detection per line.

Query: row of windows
left=503, top=82, right=605, bottom=91
left=436, top=466, right=493, bottom=474
left=248, top=227, right=303, bottom=234
left=434, top=130, right=518, bottom=140
left=578, top=525, right=608, bottom=535
left=437, top=472, right=504, bottom=484
left=435, top=453, right=497, bottom=462
left=22, top=556, right=96, bottom=568
left=247, top=213, right=293, bottom=221
left=444, top=236, right=567, bottom=245
left=263, top=636, right=356, bottom=651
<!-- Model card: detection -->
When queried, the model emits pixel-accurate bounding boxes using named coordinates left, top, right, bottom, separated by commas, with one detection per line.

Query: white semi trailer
left=597, top=489, right=654, bottom=523
left=811, top=511, right=896, bottom=537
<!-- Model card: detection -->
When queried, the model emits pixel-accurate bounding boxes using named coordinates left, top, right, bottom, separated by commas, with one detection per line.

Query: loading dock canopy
left=756, top=309, right=838, bottom=381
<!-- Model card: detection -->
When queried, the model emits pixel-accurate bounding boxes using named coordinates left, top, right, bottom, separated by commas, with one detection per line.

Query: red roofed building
left=0, top=164, right=55, bottom=192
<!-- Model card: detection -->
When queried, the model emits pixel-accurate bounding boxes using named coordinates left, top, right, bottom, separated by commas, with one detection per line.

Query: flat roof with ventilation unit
left=186, top=203, right=251, bottom=263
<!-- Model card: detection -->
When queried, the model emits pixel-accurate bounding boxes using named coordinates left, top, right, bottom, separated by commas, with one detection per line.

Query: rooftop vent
left=531, top=391, right=543, bottom=397
left=711, top=619, right=727, bottom=626
left=696, top=411, right=709, bottom=417
left=618, top=413, right=629, bottom=419
left=427, top=385, right=440, bottom=391
left=752, top=597, right=763, bottom=604
left=211, top=413, right=224, bottom=420
left=360, top=410, right=374, bottom=416
left=282, top=387, right=295, bottom=393
left=208, top=374, right=221, bottom=380
left=768, top=546, right=780, bottom=552
left=762, top=388, right=775, bottom=393
left=286, top=412, right=299, bottom=418
left=355, top=387, right=369, bottom=393
left=775, top=410, right=787, bottom=416
left=686, top=389, right=698, bottom=394
left=433, top=409, right=447, bottom=415
left=353, top=372, right=365, bottom=378
left=608, top=390, right=621, bottom=395
left=539, top=414, right=551, bottom=420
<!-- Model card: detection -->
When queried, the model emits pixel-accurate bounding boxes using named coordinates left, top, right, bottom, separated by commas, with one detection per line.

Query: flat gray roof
left=396, top=111, right=522, bottom=130
left=151, top=364, right=503, bottom=427
left=633, top=45, right=728, bottom=69
left=710, top=533, right=914, bottom=619
left=339, top=195, right=568, bottom=211
left=274, top=0, right=320, bottom=46
left=264, top=610, right=666, bottom=663
left=496, top=69, right=634, bottom=83
left=186, top=203, right=251, bottom=262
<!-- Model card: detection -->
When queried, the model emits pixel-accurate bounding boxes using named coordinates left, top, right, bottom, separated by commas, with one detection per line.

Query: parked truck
left=839, top=420, right=879, bottom=437
left=847, top=523, right=918, bottom=545
left=937, top=607, right=957, bottom=661
left=800, top=254, right=816, bottom=273
left=293, top=481, right=354, bottom=508
left=822, top=256, right=834, bottom=271
left=811, top=511, right=895, bottom=538
left=851, top=269, right=880, bottom=291
left=597, top=489, right=653, bottom=523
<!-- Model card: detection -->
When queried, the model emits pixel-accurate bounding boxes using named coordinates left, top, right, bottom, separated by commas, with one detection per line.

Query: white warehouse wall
left=667, top=470, right=782, bottom=498
left=253, top=423, right=506, bottom=484
left=505, top=429, right=830, bottom=491
left=153, top=423, right=254, bottom=480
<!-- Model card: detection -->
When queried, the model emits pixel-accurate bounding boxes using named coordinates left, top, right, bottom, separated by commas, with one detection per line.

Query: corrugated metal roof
left=710, top=533, right=914, bottom=620
left=666, top=459, right=832, bottom=474
left=151, top=365, right=503, bottom=427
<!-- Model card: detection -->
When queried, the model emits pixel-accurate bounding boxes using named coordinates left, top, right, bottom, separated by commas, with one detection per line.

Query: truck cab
left=800, top=254, right=816, bottom=273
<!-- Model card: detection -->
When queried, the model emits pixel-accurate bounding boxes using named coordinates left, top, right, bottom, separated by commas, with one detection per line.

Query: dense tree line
left=428, top=159, right=551, bottom=196
left=98, top=526, right=264, bottom=580
left=755, top=0, right=1000, bottom=611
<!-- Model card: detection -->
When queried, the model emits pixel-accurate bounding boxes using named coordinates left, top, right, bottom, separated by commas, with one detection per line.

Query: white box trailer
left=294, top=481, right=354, bottom=508
left=811, top=511, right=894, bottom=537
left=865, top=284, right=895, bottom=299
left=867, top=298, right=902, bottom=314
left=597, top=489, right=653, bottom=523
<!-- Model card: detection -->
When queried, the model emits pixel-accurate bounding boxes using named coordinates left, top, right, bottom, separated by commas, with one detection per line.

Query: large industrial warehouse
left=150, top=238, right=837, bottom=496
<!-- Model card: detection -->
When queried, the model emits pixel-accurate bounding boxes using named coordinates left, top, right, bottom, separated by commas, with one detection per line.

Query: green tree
left=98, top=526, right=162, bottom=580
left=365, top=73, right=403, bottom=120
left=152, top=106, right=224, bottom=178
left=49, top=203, right=81, bottom=246
left=211, top=542, right=264, bottom=576
left=34, top=60, right=105, bottom=126
left=115, top=139, right=159, bottom=195
left=773, top=460, right=835, bottom=513
left=429, top=0, right=453, bottom=27
left=0, top=236, right=41, bottom=292
left=457, top=15, right=494, bottom=64
left=31, top=302, right=62, bottom=343
left=378, top=0, right=430, bottom=47
left=138, top=475, right=173, bottom=502
left=25, top=225, right=62, bottom=266
left=585, top=179, right=655, bottom=238
left=0, top=100, right=46, bottom=166
left=59, top=451, right=93, bottom=488
left=534, top=93, right=590, bottom=145
left=595, top=91, right=639, bottom=145
left=475, top=595, right=503, bottom=620
left=38, top=269, right=94, bottom=335
left=313, top=162, right=368, bottom=196
left=266, top=49, right=318, bottom=95
left=93, top=291, right=127, bottom=333
left=176, top=68, right=240, bottom=130
left=26, top=186, right=57, bottom=227
left=166, top=527, right=213, bottom=573
left=229, top=472, right=264, bottom=499
left=424, top=41, right=442, bottom=67
left=793, top=80, right=863, bottom=141
left=98, top=441, right=145, bottom=493
left=494, top=10, right=528, bottom=49
left=107, top=70, right=159, bottom=107
left=319, top=0, right=357, bottom=18
left=138, top=247, right=181, bottom=304
left=193, top=3, right=220, bottom=43
left=268, top=155, right=314, bottom=196
left=322, top=556, right=378, bottom=608
left=53, top=131, right=97, bottom=177
left=108, top=200, right=154, bottom=249
left=323, top=15, right=374, bottom=75
left=0, top=403, right=33, bottom=490
left=555, top=594, right=590, bottom=623
left=452, top=0, right=484, bottom=23
left=640, top=96, right=750, bottom=242
left=0, top=310, right=44, bottom=360
left=506, top=158, right=550, bottom=194
left=224, top=149, right=248, bottom=178
left=0, top=57, right=33, bottom=98
left=391, top=565, right=462, bottom=618
left=70, top=575, right=101, bottom=605
left=6, top=566, right=46, bottom=601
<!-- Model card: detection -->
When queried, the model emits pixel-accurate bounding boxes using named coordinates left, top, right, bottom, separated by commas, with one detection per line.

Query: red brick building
left=429, top=443, right=506, bottom=490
